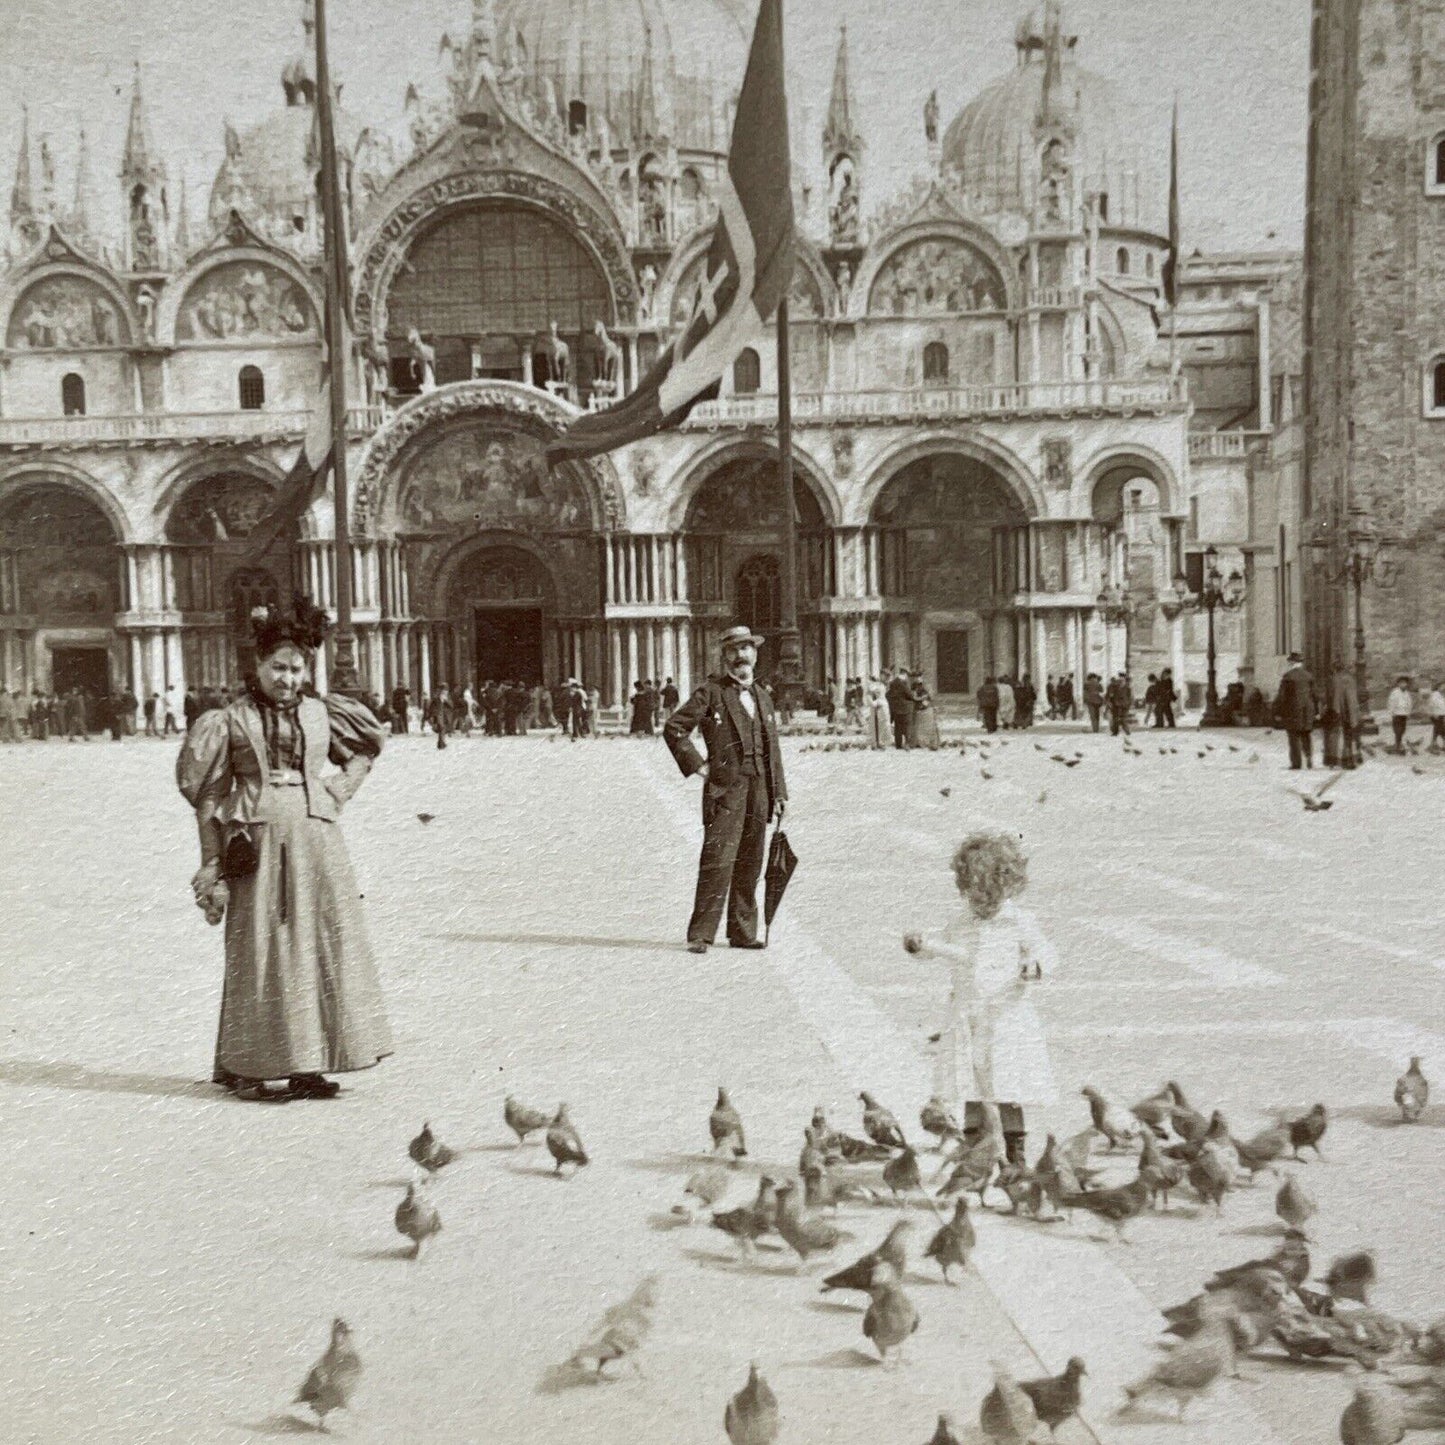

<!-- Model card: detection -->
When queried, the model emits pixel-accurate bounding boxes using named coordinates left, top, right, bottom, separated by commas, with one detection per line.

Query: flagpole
left=314, top=0, right=359, bottom=695
left=774, top=298, right=802, bottom=716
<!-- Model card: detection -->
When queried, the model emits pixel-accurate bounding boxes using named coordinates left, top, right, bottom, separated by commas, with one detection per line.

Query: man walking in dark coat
left=664, top=625, right=787, bottom=955
left=976, top=676, right=1000, bottom=733
left=885, top=668, right=915, bottom=749
left=1083, top=672, right=1104, bottom=732
left=1274, top=651, right=1317, bottom=770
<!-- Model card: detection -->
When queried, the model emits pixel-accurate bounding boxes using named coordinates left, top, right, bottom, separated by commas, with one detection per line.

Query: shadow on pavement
left=0, top=1057, right=215, bottom=1100
left=430, top=930, right=681, bottom=952
left=235, top=1414, right=324, bottom=1436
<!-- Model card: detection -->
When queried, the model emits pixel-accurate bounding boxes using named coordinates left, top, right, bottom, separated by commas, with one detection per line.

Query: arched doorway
left=869, top=454, right=1028, bottom=694
left=165, top=471, right=296, bottom=686
left=0, top=482, right=122, bottom=697
left=682, top=456, right=830, bottom=684
left=445, top=544, right=553, bottom=686
left=385, top=201, right=613, bottom=399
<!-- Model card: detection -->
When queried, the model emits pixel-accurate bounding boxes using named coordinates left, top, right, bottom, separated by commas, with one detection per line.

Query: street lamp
left=1307, top=506, right=1396, bottom=733
left=1163, top=545, right=1246, bottom=726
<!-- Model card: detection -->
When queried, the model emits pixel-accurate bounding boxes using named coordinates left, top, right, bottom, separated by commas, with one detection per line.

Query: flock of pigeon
left=284, top=1052, right=1439, bottom=1441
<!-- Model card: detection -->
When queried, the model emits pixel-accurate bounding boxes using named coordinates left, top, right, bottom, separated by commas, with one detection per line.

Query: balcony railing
left=0, top=406, right=386, bottom=447
left=1187, top=430, right=1271, bottom=460
left=684, top=378, right=1187, bottom=429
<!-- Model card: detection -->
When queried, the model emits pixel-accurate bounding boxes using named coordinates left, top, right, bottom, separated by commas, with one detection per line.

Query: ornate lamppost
left=1162, top=544, right=1246, bottom=726
left=1307, top=506, right=1396, bottom=735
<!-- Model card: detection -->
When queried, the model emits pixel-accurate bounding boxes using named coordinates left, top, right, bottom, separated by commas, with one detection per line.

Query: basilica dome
left=495, top=0, right=752, bottom=154
left=942, top=2, right=1160, bottom=233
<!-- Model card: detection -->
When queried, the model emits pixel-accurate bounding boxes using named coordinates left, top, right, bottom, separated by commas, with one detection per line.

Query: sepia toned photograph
left=1, top=0, right=1442, bottom=1439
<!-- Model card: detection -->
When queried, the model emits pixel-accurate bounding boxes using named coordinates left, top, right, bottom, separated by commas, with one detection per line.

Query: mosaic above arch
left=167, top=473, right=281, bottom=543
left=868, top=238, right=1007, bottom=316
left=6, top=276, right=129, bottom=349
left=176, top=262, right=317, bottom=342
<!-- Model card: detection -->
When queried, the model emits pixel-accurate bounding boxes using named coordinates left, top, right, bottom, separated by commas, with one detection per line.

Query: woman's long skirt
left=215, top=787, right=392, bottom=1082
left=867, top=702, right=890, bottom=749
left=910, top=706, right=941, bottom=750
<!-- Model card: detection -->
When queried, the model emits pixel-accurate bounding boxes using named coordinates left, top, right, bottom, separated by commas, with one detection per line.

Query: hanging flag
left=544, top=0, right=793, bottom=465
left=1162, top=97, right=1181, bottom=310
left=240, top=344, right=338, bottom=562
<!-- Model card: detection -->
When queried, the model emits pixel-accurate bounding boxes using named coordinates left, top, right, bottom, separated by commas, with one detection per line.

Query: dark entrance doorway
left=473, top=607, right=543, bottom=684
left=936, top=630, right=971, bottom=694
left=51, top=646, right=110, bottom=698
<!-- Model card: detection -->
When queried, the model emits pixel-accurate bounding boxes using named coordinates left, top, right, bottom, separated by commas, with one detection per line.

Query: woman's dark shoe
left=214, top=1069, right=243, bottom=1093
left=234, top=1080, right=291, bottom=1104
left=287, top=1073, right=341, bottom=1099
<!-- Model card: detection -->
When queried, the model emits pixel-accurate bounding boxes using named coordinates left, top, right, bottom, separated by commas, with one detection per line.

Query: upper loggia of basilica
left=0, top=0, right=1299, bottom=711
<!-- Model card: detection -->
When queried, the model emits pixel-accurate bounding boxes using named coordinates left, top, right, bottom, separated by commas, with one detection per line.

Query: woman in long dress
left=178, top=599, right=392, bottom=1103
left=909, top=673, right=942, bottom=750
left=866, top=676, right=890, bottom=749
left=904, top=833, right=1056, bottom=1157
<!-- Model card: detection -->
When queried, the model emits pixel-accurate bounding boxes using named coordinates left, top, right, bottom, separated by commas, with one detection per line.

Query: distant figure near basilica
left=177, top=600, right=392, bottom=1103
left=664, top=626, right=787, bottom=955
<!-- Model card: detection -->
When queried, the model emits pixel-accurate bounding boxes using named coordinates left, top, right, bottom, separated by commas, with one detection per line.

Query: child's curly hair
left=951, top=832, right=1028, bottom=920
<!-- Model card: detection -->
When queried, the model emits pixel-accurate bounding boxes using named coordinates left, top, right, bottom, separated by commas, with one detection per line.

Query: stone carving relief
left=831, top=430, right=854, bottom=480
left=177, top=263, right=316, bottom=341
left=6, top=278, right=126, bottom=349
left=1042, top=437, right=1072, bottom=490
left=869, top=239, right=1006, bottom=316
left=399, top=424, right=593, bottom=532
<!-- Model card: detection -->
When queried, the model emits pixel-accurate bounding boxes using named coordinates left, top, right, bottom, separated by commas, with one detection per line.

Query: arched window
left=733, top=347, right=761, bottom=395
left=568, top=100, right=587, bottom=136
left=922, top=341, right=950, bottom=386
left=60, top=373, right=86, bottom=417
left=1427, top=357, right=1445, bottom=416
left=1115, top=247, right=1131, bottom=275
left=1144, top=252, right=1156, bottom=278
left=238, top=366, right=265, bottom=411
left=1430, top=135, right=1445, bottom=194
left=1097, top=193, right=1110, bottom=223
left=736, top=555, right=781, bottom=634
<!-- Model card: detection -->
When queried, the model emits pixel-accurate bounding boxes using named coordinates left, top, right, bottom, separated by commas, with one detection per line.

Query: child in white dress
left=904, top=832, right=1057, bottom=1161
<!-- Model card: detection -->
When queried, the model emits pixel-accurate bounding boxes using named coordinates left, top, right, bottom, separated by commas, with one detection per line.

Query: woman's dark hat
left=250, top=593, right=331, bottom=656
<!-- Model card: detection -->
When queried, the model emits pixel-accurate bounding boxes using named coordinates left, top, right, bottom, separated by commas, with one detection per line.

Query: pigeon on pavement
left=1130, top=1083, right=1176, bottom=1137
left=710, top=1087, right=747, bottom=1157
left=1059, top=1174, right=1151, bottom=1243
left=1232, top=1123, right=1292, bottom=1179
left=1275, top=1173, right=1317, bottom=1234
left=821, top=1220, right=913, bottom=1294
left=1138, top=1133, right=1185, bottom=1210
left=503, top=1095, right=550, bottom=1145
left=979, top=1362, right=1041, bottom=1442
left=1019, top=1356, right=1087, bottom=1439
left=1208, top=1232, right=1311, bottom=1292
left=394, top=1180, right=442, bottom=1258
left=569, top=1276, right=660, bottom=1378
left=1081, top=1086, right=1140, bottom=1149
left=773, top=1180, right=843, bottom=1264
left=546, top=1104, right=589, bottom=1175
left=1395, top=1057, right=1429, bottom=1122
left=1339, top=1376, right=1407, bottom=1445
left=1286, top=1103, right=1328, bottom=1160
left=882, top=1145, right=926, bottom=1205
left=862, top=1262, right=919, bottom=1366
left=294, top=1318, right=361, bottom=1431
left=1325, top=1251, right=1377, bottom=1305
left=408, top=1122, right=457, bottom=1174
left=920, top=1095, right=959, bottom=1145
left=924, top=1197, right=975, bottom=1283
left=860, top=1091, right=907, bottom=1150
left=1188, top=1140, right=1236, bottom=1214
left=712, top=1177, right=779, bottom=1258
left=1122, top=1315, right=1252, bottom=1420
left=724, top=1363, right=779, bottom=1445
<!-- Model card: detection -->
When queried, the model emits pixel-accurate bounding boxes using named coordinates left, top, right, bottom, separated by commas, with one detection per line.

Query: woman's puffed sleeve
left=325, top=692, right=386, bottom=766
left=176, top=708, right=233, bottom=810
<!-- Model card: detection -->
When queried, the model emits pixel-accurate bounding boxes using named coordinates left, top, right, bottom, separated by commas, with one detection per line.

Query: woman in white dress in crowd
left=866, top=676, right=890, bottom=750
left=904, top=832, right=1056, bottom=1162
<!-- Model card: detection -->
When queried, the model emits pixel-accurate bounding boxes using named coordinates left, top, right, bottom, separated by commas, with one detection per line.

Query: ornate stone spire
left=635, top=23, right=661, bottom=143
left=1037, top=0, right=1068, bottom=131
left=121, top=65, right=169, bottom=270
left=9, top=104, right=38, bottom=252
left=174, top=174, right=192, bottom=257
left=71, top=123, right=98, bottom=243
left=37, top=134, right=57, bottom=225
left=823, top=22, right=862, bottom=161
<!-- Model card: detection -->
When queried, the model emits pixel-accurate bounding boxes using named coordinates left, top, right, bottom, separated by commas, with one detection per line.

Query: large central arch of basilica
left=0, top=0, right=1265, bottom=714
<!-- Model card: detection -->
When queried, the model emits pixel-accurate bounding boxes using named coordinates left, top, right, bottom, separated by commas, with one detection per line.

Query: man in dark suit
left=975, top=676, right=1000, bottom=733
left=1274, top=651, right=1316, bottom=769
left=664, top=624, right=787, bottom=955
left=885, top=668, right=915, bottom=749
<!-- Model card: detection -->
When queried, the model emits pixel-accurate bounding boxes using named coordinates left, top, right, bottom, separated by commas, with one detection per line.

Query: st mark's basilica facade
left=0, top=0, right=1276, bottom=713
